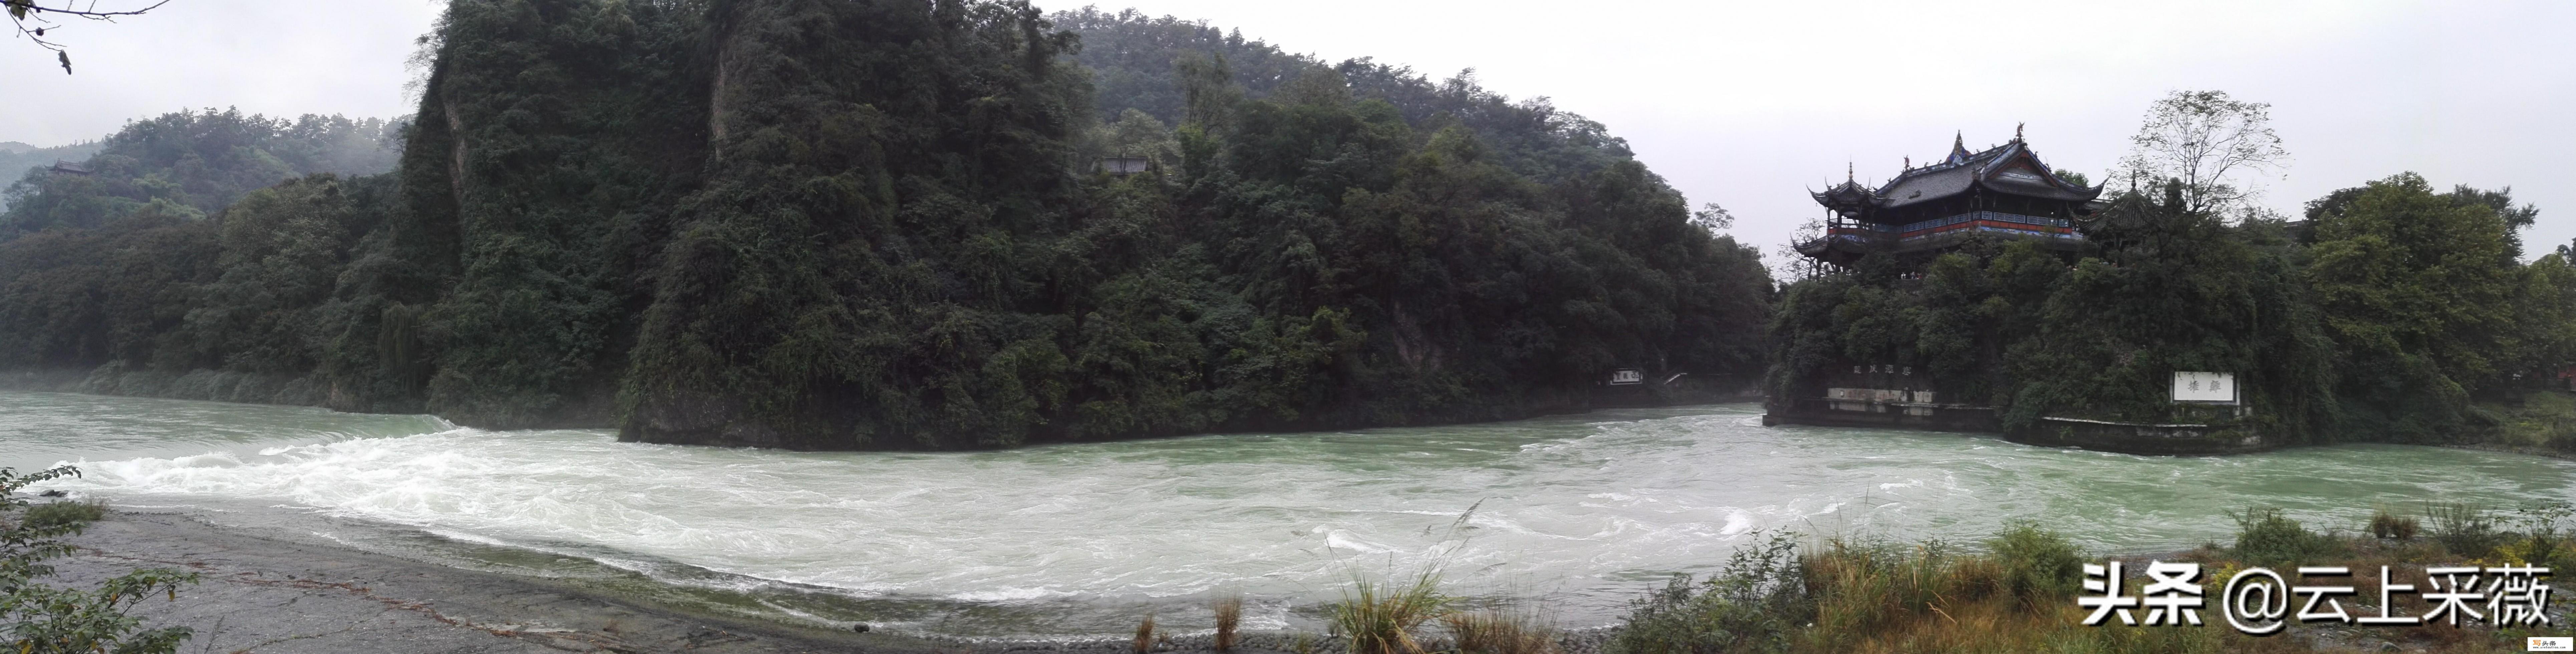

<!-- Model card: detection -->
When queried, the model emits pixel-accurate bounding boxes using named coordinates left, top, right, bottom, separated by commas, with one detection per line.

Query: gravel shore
left=47, top=508, right=1619, bottom=654
left=48, top=509, right=952, bottom=653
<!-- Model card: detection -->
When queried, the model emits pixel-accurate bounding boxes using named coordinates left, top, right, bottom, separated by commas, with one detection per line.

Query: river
left=5, top=390, right=2572, bottom=637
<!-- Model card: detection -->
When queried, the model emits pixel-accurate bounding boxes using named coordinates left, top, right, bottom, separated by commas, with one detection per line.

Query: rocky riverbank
left=49, top=509, right=930, bottom=653
left=48, top=508, right=1626, bottom=654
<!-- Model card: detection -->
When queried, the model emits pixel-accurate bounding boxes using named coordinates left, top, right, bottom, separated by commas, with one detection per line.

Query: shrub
left=1608, top=530, right=1807, bottom=654
left=3, top=466, right=200, bottom=654
left=2426, top=502, right=2506, bottom=558
left=1986, top=521, right=2084, bottom=609
left=22, top=500, right=106, bottom=531
left=2229, top=507, right=2342, bottom=568
left=2507, top=501, right=2575, bottom=569
left=2367, top=506, right=2419, bottom=540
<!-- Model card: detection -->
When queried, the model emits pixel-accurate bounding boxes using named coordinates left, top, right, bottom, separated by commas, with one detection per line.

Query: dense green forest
left=0, top=0, right=1771, bottom=449
left=1768, top=174, right=2576, bottom=446
left=0, top=110, right=400, bottom=235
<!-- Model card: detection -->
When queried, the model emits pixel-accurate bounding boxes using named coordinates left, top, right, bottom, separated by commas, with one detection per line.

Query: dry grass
left=1132, top=613, right=1154, bottom=654
left=1440, top=611, right=1556, bottom=654
left=2370, top=505, right=2421, bottom=540
left=1212, top=595, right=1242, bottom=652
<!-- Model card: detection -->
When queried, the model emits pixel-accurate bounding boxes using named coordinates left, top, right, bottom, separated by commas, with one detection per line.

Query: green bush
left=3, top=465, right=200, bottom=653
left=2229, top=507, right=2343, bottom=568
left=1608, top=530, right=1807, bottom=654
left=21, top=500, right=105, bottom=532
left=1986, top=521, right=2085, bottom=609
left=2505, top=501, right=2575, bottom=569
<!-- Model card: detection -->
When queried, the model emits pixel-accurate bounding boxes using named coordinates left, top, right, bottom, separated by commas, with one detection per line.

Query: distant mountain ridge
left=0, top=110, right=401, bottom=234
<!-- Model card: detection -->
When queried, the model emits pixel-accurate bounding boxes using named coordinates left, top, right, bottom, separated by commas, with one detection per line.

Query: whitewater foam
left=17, top=394, right=2576, bottom=635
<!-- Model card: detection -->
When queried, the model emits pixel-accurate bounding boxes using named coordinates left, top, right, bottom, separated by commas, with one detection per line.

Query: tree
left=2007, top=182, right=2335, bottom=440
left=2116, top=90, right=2288, bottom=216
left=0, top=109, right=400, bottom=239
left=4, top=0, right=171, bottom=73
left=2306, top=173, right=2524, bottom=439
left=1689, top=202, right=1734, bottom=233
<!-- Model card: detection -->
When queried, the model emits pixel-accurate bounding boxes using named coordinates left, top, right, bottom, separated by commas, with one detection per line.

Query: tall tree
left=2116, top=90, right=2288, bottom=216
left=2306, top=173, right=2524, bottom=439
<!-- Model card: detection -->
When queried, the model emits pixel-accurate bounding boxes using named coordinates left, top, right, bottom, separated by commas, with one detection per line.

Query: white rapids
left=9, top=390, right=2575, bottom=636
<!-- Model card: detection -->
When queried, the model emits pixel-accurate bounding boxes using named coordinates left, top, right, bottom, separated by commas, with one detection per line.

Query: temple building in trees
left=1794, top=130, right=2102, bottom=272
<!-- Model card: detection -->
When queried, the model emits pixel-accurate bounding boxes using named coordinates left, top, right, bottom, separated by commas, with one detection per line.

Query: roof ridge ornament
left=1946, top=131, right=1970, bottom=165
left=2016, top=122, right=2025, bottom=141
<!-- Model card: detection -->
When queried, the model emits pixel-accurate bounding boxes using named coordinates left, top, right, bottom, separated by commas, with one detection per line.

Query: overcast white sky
left=6, top=0, right=2569, bottom=266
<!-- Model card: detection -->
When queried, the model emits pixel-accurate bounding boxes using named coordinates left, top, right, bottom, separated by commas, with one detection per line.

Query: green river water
left=3, top=390, right=2570, bottom=637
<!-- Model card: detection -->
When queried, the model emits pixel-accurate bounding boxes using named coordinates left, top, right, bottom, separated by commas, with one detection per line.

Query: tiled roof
left=1812, top=136, right=2102, bottom=212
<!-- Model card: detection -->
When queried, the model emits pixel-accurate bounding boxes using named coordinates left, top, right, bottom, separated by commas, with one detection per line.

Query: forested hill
left=1054, top=7, right=1639, bottom=186
left=0, top=111, right=400, bottom=233
left=0, top=0, right=1772, bottom=450
left=0, top=140, right=104, bottom=211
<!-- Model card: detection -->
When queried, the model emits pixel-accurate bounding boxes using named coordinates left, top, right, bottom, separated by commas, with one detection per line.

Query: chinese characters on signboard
left=2079, top=560, right=2552, bottom=634
left=2170, top=371, right=2237, bottom=404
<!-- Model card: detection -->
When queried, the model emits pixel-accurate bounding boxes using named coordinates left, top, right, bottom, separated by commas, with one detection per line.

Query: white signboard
left=2171, top=371, right=2237, bottom=404
left=1608, top=368, right=1643, bottom=385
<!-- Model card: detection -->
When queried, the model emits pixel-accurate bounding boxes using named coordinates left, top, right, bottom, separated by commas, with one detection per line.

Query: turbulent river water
left=6, top=390, right=2575, bottom=637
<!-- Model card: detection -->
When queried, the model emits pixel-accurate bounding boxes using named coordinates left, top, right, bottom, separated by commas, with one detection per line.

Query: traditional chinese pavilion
left=1795, top=130, right=2102, bottom=270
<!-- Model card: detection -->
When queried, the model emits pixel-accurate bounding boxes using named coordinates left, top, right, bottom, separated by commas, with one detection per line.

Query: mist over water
left=7, top=390, right=2575, bottom=636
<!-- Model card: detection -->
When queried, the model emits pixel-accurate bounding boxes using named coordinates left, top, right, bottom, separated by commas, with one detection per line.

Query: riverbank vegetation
left=1592, top=506, right=2572, bottom=654
left=0, top=0, right=1768, bottom=449
left=1770, top=91, right=2573, bottom=450
left=2, top=465, right=199, bottom=653
left=1299, top=502, right=2575, bottom=654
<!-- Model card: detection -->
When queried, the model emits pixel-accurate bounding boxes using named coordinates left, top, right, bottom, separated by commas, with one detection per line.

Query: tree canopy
left=0, top=0, right=1774, bottom=450
left=1768, top=168, right=2565, bottom=446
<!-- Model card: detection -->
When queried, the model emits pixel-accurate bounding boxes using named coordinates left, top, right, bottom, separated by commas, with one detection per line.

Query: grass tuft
left=1441, top=610, right=1557, bottom=654
left=23, top=498, right=106, bottom=531
left=1212, top=595, right=1242, bottom=652
left=1331, top=571, right=1450, bottom=654
left=1132, top=612, right=1154, bottom=654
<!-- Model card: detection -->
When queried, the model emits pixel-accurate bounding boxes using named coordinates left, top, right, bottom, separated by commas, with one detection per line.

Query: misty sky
left=7, top=0, right=2569, bottom=267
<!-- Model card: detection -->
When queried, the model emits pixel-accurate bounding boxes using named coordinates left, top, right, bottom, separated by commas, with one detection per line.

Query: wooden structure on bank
left=1794, top=130, right=2101, bottom=273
